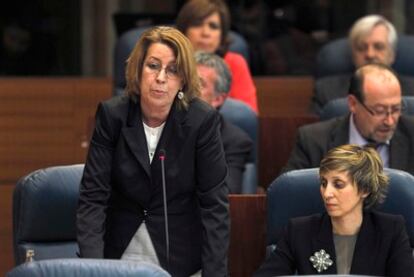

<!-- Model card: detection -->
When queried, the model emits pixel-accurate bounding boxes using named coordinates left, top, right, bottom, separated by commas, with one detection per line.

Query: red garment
left=224, top=52, right=258, bottom=113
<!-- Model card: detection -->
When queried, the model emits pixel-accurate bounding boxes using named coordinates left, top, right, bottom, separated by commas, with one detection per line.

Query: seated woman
left=255, top=144, right=414, bottom=276
left=176, top=0, right=258, bottom=113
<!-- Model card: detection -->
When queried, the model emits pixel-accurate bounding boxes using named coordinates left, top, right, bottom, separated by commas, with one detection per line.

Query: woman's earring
left=177, top=91, right=184, bottom=100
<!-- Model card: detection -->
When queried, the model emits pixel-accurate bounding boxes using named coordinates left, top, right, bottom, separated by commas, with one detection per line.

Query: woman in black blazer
left=76, top=26, right=229, bottom=276
left=256, top=144, right=414, bottom=276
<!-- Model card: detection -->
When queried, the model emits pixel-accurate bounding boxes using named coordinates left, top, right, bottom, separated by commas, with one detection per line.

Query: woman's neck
left=331, top=211, right=363, bottom=236
left=141, top=103, right=169, bottom=127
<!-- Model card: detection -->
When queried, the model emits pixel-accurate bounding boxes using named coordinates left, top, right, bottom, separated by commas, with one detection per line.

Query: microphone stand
left=159, top=149, right=169, bottom=270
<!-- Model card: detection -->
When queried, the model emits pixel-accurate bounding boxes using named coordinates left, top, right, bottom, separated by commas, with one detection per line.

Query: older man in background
left=311, top=14, right=414, bottom=114
left=195, top=51, right=253, bottom=193
left=284, top=63, right=414, bottom=175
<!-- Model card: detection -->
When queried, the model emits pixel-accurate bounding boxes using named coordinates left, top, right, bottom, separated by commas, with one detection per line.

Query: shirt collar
left=348, top=114, right=390, bottom=146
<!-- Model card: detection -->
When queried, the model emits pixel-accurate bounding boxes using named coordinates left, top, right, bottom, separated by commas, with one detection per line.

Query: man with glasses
left=283, top=63, right=414, bottom=174
left=311, top=15, right=414, bottom=114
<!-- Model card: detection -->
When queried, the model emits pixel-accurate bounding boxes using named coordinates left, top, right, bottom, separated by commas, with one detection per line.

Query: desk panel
left=228, top=194, right=266, bottom=277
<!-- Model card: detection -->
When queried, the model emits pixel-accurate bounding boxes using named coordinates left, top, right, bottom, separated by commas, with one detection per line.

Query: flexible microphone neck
left=159, top=149, right=169, bottom=270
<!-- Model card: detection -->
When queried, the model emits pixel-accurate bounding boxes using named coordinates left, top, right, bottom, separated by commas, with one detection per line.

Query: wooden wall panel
left=254, top=76, right=319, bottom=187
left=0, top=78, right=112, bottom=185
left=0, top=78, right=112, bottom=275
left=259, top=115, right=319, bottom=187
left=255, top=76, right=314, bottom=116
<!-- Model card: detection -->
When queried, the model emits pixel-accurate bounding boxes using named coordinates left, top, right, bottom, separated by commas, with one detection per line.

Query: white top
left=143, top=121, right=165, bottom=163
left=121, top=120, right=202, bottom=276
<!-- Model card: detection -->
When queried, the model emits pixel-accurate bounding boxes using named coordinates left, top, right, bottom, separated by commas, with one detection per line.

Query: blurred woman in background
left=176, top=0, right=258, bottom=113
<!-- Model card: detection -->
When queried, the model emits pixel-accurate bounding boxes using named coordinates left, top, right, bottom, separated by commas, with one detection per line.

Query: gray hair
left=194, top=51, right=232, bottom=95
left=349, top=14, right=397, bottom=51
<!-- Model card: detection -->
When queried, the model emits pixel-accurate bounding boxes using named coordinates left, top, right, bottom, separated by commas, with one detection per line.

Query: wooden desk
left=0, top=184, right=13, bottom=276
left=228, top=194, right=266, bottom=277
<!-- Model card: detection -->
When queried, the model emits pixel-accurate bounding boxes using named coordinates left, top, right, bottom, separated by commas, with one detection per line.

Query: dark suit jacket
left=77, top=96, right=230, bottom=277
left=255, top=211, right=414, bottom=276
left=282, top=115, right=414, bottom=175
left=220, top=115, right=253, bottom=193
left=311, top=74, right=414, bottom=114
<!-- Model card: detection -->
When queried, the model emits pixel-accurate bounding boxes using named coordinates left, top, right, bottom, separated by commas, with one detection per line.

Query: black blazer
left=282, top=115, right=414, bottom=175
left=255, top=211, right=414, bottom=276
left=77, top=96, right=230, bottom=276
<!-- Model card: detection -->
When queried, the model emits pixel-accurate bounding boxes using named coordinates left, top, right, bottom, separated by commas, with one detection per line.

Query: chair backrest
left=220, top=98, right=258, bottom=193
left=319, top=97, right=349, bottom=120
left=266, top=168, right=414, bottom=246
left=315, top=35, right=414, bottom=78
left=113, top=26, right=250, bottom=95
left=241, top=162, right=257, bottom=194
left=220, top=98, right=258, bottom=156
left=13, top=164, right=84, bottom=265
left=6, top=259, right=170, bottom=277
left=319, top=96, right=414, bottom=121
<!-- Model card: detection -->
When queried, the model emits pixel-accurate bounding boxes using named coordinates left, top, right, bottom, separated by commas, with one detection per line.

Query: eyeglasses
left=357, top=98, right=405, bottom=118
left=144, top=60, right=180, bottom=80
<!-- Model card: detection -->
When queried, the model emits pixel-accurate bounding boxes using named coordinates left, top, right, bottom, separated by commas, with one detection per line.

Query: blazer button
left=143, top=209, right=148, bottom=223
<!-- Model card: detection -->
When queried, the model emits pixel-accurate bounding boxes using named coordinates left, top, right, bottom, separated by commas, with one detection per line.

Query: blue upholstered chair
left=318, top=97, right=349, bottom=120
left=315, top=35, right=414, bottom=78
left=319, top=96, right=414, bottom=121
left=220, top=98, right=258, bottom=159
left=6, top=259, right=170, bottom=277
left=266, top=168, right=414, bottom=249
left=13, top=164, right=84, bottom=265
left=220, top=98, right=258, bottom=193
left=113, top=26, right=250, bottom=96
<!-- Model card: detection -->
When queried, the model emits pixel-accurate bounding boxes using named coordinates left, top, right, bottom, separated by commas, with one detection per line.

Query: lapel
left=350, top=212, right=378, bottom=274
left=121, top=98, right=151, bottom=178
left=311, top=213, right=337, bottom=274
left=151, top=100, right=188, bottom=172
left=121, top=98, right=190, bottom=180
left=328, top=116, right=350, bottom=149
left=390, top=123, right=409, bottom=170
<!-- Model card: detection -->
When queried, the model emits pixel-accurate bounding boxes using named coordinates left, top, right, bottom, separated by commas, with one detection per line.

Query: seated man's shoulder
left=221, top=118, right=253, bottom=147
left=398, top=115, right=414, bottom=137
left=299, top=117, right=344, bottom=136
left=400, top=75, right=414, bottom=96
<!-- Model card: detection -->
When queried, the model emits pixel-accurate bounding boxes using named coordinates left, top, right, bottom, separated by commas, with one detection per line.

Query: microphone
left=159, top=149, right=169, bottom=269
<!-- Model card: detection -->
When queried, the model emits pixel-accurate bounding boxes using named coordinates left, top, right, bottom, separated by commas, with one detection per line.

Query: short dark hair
left=348, top=63, right=399, bottom=103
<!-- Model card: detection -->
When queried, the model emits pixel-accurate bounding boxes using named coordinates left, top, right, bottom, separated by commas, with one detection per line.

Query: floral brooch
left=309, top=249, right=333, bottom=272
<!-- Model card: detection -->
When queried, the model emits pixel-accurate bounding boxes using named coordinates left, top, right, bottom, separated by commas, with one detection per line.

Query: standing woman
left=255, top=144, right=414, bottom=276
left=77, top=26, right=229, bottom=277
left=176, top=0, right=258, bottom=113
